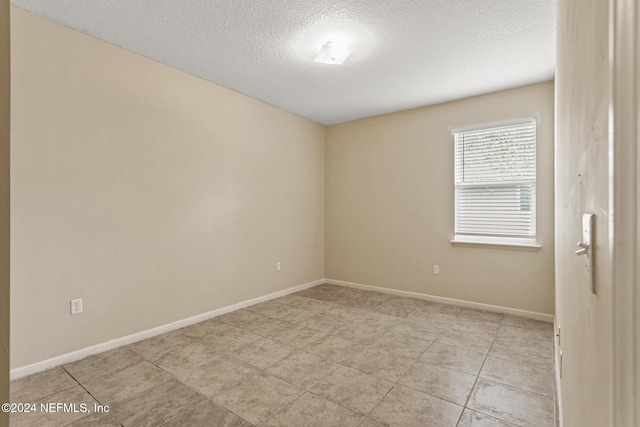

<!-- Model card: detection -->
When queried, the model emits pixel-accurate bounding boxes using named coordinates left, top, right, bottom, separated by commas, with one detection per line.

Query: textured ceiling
left=10, top=0, right=557, bottom=125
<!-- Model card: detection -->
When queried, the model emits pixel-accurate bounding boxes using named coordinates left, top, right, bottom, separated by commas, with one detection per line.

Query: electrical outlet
left=70, top=298, right=83, bottom=315
left=433, top=264, right=440, bottom=275
left=276, top=262, right=281, bottom=271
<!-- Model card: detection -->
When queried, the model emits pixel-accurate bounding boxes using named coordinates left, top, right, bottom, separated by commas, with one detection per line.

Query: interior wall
left=0, top=0, right=10, bottom=422
left=555, top=0, right=611, bottom=425
left=326, top=82, right=555, bottom=314
left=10, top=8, right=325, bottom=369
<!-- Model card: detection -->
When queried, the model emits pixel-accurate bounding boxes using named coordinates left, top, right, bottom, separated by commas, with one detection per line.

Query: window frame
left=451, top=118, right=539, bottom=248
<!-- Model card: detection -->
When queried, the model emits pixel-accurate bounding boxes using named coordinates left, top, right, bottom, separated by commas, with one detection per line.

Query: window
left=453, top=120, right=537, bottom=246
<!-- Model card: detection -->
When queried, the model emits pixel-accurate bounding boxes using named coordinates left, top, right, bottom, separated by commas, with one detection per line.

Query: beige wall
left=1, top=0, right=9, bottom=423
left=10, top=9, right=325, bottom=368
left=555, top=0, right=611, bottom=425
left=326, top=82, right=555, bottom=314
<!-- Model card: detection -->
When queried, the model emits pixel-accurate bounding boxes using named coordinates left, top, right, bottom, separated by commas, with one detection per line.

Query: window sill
left=450, top=239, right=541, bottom=250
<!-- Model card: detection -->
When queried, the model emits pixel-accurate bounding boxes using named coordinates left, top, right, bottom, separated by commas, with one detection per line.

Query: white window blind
left=454, top=120, right=536, bottom=244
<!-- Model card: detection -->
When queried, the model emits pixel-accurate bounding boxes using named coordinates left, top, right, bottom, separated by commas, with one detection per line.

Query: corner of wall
left=0, top=0, right=10, bottom=423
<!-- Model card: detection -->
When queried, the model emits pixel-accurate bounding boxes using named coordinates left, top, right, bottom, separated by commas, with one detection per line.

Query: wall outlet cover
left=70, top=298, right=83, bottom=315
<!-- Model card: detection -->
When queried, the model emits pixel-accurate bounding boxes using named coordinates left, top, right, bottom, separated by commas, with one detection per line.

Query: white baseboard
left=10, top=278, right=324, bottom=381
left=325, top=278, right=555, bottom=322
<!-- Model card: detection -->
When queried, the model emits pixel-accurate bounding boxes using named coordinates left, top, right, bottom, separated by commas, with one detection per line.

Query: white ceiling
left=10, top=0, right=557, bottom=125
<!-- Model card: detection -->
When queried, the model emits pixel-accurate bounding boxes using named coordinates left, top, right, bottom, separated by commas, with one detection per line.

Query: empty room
left=1, top=0, right=639, bottom=427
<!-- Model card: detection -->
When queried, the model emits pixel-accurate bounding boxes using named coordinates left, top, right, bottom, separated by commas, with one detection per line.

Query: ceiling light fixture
left=313, top=41, right=352, bottom=65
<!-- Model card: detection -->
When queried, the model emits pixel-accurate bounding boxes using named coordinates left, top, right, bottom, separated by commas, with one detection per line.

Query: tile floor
left=9, top=284, right=557, bottom=426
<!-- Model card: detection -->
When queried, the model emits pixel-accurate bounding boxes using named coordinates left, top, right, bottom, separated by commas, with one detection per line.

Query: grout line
left=458, top=408, right=521, bottom=427
left=365, top=383, right=396, bottom=422
left=464, top=332, right=495, bottom=409
left=146, top=350, right=256, bottom=426
left=258, top=388, right=307, bottom=425
left=394, top=380, right=468, bottom=408
left=60, top=365, right=125, bottom=426
left=456, top=339, right=494, bottom=427
left=475, top=374, right=554, bottom=399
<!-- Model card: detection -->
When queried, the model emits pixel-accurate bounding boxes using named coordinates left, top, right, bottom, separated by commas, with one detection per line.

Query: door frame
left=610, top=0, right=639, bottom=425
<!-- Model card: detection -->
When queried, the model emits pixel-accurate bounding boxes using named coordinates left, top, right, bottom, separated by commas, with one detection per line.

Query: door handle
left=575, top=241, right=589, bottom=256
